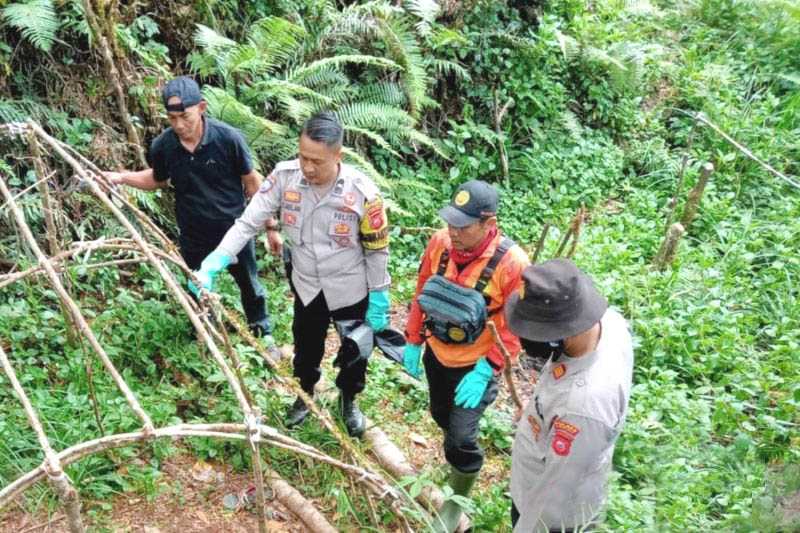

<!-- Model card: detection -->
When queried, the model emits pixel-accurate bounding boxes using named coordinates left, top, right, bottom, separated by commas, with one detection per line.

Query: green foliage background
left=1, top=0, right=799, bottom=531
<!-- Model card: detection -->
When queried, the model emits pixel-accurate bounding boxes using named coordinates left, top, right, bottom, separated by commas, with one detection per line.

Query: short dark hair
left=301, top=111, right=343, bottom=148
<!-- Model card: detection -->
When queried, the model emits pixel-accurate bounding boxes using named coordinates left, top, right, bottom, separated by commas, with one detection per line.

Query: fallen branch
left=266, top=469, right=337, bottom=533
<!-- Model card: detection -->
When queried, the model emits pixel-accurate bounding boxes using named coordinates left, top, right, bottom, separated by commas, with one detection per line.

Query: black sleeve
left=147, top=134, right=169, bottom=182
left=230, top=129, right=254, bottom=176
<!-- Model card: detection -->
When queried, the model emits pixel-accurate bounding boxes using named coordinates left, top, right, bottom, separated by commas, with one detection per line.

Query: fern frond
left=247, top=17, right=306, bottom=71
left=193, top=23, right=236, bottom=55
left=428, top=26, right=468, bottom=48
left=560, top=110, right=583, bottom=139
left=1, top=0, right=59, bottom=52
left=356, top=82, right=407, bottom=107
left=342, top=146, right=389, bottom=189
left=372, top=14, right=429, bottom=117
left=248, top=79, right=334, bottom=106
left=0, top=97, right=65, bottom=127
left=336, top=102, right=416, bottom=132
left=203, top=86, right=290, bottom=154
left=403, top=0, right=440, bottom=36
left=344, top=125, right=402, bottom=158
left=426, top=58, right=471, bottom=82
left=285, top=64, right=349, bottom=89
left=290, top=54, right=402, bottom=84
left=404, top=127, right=449, bottom=159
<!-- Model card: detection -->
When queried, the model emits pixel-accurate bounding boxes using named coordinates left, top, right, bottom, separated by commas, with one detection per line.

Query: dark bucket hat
left=505, top=258, right=608, bottom=342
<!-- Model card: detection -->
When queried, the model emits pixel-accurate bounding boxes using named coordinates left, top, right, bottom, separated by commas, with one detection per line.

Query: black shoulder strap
left=436, top=248, right=450, bottom=276
left=475, top=237, right=514, bottom=293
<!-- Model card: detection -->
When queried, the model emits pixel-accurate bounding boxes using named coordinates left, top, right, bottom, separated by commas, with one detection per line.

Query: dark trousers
left=181, top=239, right=270, bottom=331
left=511, top=501, right=590, bottom=532
left=423, top=347, right=498, bottom=473
left=291, top=288, right=369, bottom=395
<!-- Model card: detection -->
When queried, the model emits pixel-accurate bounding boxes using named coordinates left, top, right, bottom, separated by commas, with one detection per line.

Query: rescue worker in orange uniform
left=402, top=180, right=530, bottom=532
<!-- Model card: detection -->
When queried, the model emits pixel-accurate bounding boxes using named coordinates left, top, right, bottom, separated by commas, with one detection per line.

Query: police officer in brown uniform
left=193, top=112, right=391, bottom=437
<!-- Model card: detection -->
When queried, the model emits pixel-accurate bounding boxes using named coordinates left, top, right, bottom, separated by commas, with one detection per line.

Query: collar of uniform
left=297, top=163, right=344, bottom=189
left=549, top=322, right=604, bottom=380
left=443, top=230, right=503, bottom=278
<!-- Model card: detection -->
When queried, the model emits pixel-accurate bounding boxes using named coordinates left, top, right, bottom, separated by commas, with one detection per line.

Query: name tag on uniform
left=284, top=190, right=301, bottom=203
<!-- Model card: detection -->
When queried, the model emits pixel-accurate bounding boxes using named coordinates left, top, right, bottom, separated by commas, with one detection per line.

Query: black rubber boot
left=433, top=466, right=479, bottom=532
left=285, top=395, right=311, bottom=428
left=339, top=392, right=365, bottom=438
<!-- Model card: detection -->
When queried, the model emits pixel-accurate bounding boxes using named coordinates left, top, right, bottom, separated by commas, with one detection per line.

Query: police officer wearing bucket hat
left=504, top=259, right=634, bottom=532
left=403, top=180, right=530, bottom=532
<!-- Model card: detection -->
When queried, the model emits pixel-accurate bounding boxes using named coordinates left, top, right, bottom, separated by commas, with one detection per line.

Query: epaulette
left=273, top=159, right=300, bottom=173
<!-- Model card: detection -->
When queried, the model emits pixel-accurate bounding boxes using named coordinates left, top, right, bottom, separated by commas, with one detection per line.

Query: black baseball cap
left=438, top=179, right=499, bottom=228
left=162, top=76, right=203, bottom=112
left=505, top=259, right=608, bottom=342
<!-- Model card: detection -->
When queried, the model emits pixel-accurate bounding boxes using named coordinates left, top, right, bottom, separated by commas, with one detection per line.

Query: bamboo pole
left=0, top=421, right=401, bottom=514
left=0, top=344, right=86, bottom=533
left=487, top=321, right=523, bottom=410
left=531, top=223, right=550, bottom=263
left=27, top=131, right=80, bottom=345
left=653, top=222, right=685, bottom=270
left=679, top=162, right=714, bottom=232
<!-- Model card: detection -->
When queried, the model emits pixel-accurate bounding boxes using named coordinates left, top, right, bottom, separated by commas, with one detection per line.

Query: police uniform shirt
left=511, top=309, right=634, bottom=533
left=216, top=159, right=390, bottom=311
left=148, top=117, right=253, bottom=247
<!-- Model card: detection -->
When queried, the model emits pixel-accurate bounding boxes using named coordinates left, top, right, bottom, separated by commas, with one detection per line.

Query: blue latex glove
left=188, top=251, right=232, bottom=296
left=454, top=357, right=494, bottom=409
left=403, top=343, right=423, bottom=378
left=365, top=289, right=390, bottom=332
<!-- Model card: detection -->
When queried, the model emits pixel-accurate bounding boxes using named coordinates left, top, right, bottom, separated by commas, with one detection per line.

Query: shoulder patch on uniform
left=259, top=175, right=276, bottom=194
left=552, top=418, right=580, bottom=456
left=360, top=196, right=389, bottom=250
left=552, top=363, right=567, bottom=380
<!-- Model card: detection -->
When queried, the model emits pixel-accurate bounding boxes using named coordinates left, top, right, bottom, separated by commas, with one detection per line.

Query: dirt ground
left=0, top=454, right=304, bottom=533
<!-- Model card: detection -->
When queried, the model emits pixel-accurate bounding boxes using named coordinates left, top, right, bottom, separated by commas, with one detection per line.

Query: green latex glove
left=188, top=251, right=232, bottom=296
left=454, top=357, right=494, bottom=409
left=403, top=343, right=423, bottom=378
left=365, top=289, right=390, bottom=332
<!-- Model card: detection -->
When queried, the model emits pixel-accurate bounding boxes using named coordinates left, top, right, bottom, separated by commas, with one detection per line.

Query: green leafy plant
left=1, top=0, right=60, bottom=52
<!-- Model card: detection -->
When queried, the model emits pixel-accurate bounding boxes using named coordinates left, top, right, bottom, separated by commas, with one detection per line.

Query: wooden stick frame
left=0, top=122, right=424, bottom=532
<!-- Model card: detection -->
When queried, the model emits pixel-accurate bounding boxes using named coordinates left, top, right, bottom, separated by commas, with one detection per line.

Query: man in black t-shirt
left=104, top=76, right=276, bottom=336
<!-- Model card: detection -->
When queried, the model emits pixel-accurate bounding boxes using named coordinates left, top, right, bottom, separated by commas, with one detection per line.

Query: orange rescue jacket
left=405, top=228, right=530, bottom=369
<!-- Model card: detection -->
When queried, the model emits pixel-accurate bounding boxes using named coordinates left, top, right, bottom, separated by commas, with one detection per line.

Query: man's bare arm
left=241, top=169, right=262, bottom=200
left=103, top=169, right=166, bottom=190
